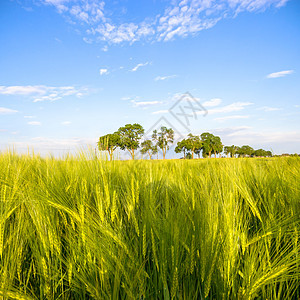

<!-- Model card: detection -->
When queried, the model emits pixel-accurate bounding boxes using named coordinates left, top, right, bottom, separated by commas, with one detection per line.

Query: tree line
left=98, top=123, right=272, bottom=160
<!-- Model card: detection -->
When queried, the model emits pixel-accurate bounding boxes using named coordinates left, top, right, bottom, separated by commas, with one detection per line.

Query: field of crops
left=0, top=152, right=299, bottom=299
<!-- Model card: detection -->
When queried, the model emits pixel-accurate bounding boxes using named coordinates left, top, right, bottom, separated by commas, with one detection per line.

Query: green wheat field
left=0, top=152, right=299, bottom=299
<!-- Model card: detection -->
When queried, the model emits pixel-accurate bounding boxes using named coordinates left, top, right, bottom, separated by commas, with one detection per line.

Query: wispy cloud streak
left=266, top=70, right=294, bottom=78
left=37, top=0, right=289, bottom=44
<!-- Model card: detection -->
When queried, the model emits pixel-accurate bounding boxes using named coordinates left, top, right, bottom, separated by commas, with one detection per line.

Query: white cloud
left=29, top=0, right=288, bottom=45
left=206, top=102, right=253, bottom=114
left=266, top=70, right=294, bottom=78
left=0, top=107, right=18, bottom=114
left=0, top=85, right=47, bottom=95
left=62, top=121, right=71, bottom=125
left=211, top=127, right=300, bottom=154
left=83, top=37, right=93, bottom=44
left=5, top=136, right=98, bottom=155
left=214, top=115, right=249, bottom=121
left=213, top=126, right=252, bottom=136
left=257, top=106, right=281, bottom=111
left=203, top=98, right=222, bottom=107
left=34, top=94, right=63, bottom=102
left=0, top=85, right=88, bottom=102
left=102, top=45, right=108, bottom=52
left=121, top=96, right=140, bottom=102
left=24, top=115, right=35, bottom=119
left=226, top=129, right=300, bottom=143
left=131, top=100, right=162, bottom=107
left=131, top=62, right=149, bottom=72
left=78, top=0, right=288, bottom=44
left=99, top=68, right=108, bottom=75
left=152, top=110, right=169, bottom=114
left=28, top=121, right=41, bottom=126
left=121, top=96, right=131, bottom=101
left=41, top=0, right=69, bottom=13
left=44, top=0, right=105, bottom=23
left=155, top=75, right=177, bottom=81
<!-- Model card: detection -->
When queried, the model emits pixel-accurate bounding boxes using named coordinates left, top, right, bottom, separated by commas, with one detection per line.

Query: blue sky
left=0, top=0, right=299, bottom=157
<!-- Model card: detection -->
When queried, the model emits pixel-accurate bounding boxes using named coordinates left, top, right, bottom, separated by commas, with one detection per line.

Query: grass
left=0, top=151, right=299, bottom=299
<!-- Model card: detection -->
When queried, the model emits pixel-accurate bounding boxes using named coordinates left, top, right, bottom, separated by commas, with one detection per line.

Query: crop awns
left=0, top=152, right=299, bottom=299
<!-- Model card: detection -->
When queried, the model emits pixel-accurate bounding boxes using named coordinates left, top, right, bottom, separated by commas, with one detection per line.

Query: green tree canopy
left=153, top=127, right=174, bottom=159
left=118, top=123, right=144, bottom=160
left=237, top=145, right=254, bottom=157
left=175, top=139, right=189, bottom=158
left=185, top=134, right=202, bottom=159
left=224, top=146, right=230, bottom=158
left=211, top=135, right=223, bottom=158
left=140, top=139, right=158, bottom=160
left=98, top=132, right=120, bottom=161
left=224, top=145, right=239, bottom=158
left=254, top=149, right=273, bottom=157
left=201, top=132, right=215, bottom=158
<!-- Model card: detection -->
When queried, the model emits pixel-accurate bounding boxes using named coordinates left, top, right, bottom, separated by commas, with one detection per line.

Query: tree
left=140, top=140, right=157, bottom=160
left=201, top=132, right=215, bottom=158
left=117, top=123, right=144, bottom=160
left=98, top=133, right=120, bottom=161
left=237, top=145, right=254, bottom=157
left=185, top=152, right=193, bottom=159
left=266, top=150, right=272, bottom=157
left=186, top=133, right=202, bottom=159
left=153, top=127, right=174, bottom=159
left=224, top=146, right=230, bottom=158
left=254, top=149, right=273, bottom=157
left=175, top=139, right=189, bottom=159
left=254, top=149, right=265, bottom=157
left=211, top=135, right=223, bottom=158
left=194, top=147, right=201, bottom=159
left=230, top=145, right=239, bottom=158
left=224, top=145, right=239, bottom=158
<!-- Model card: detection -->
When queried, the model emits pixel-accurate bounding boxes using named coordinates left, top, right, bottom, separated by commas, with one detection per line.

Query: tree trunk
left=192, top=152, right=194, bottom=159
left=184, top=149, right=186, bottom=159
left=209, top=151, right=211, bottom=158
left=109, top=151, right=113, bottom=161
left=130, top=149, right=135, bottom=160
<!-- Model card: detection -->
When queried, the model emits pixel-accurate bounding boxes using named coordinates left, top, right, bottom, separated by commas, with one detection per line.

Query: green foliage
left=97, top=126, right=274, bottom=160
left=117, top=123, right=144, bottom=159
left=175, top=139, right=189, bottom=158
left=212, top=135, right=223, bottom=157
left=98, top=132, right=120, bottom=160
left=254, top=149, right=272, bottom=157
left=201, top=132, right=223, bottom=158
left=224, top=145, right=239, bottom=158
left=0, top=152, right=299, bottom=299
left=186, top=134, right=202, bottom=159
left=238, top=145, right=255, bottom=157
left=185, top=152, right=193, bottom=159
left=140, top=140, right=158, bottom=159
left=175, top=134, right=202, bottom=159
left=152, top=127, right=174, bottom=159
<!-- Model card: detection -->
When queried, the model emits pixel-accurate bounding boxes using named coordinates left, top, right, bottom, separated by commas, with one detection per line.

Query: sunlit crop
left=0, top=152, right=299, bottom=299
